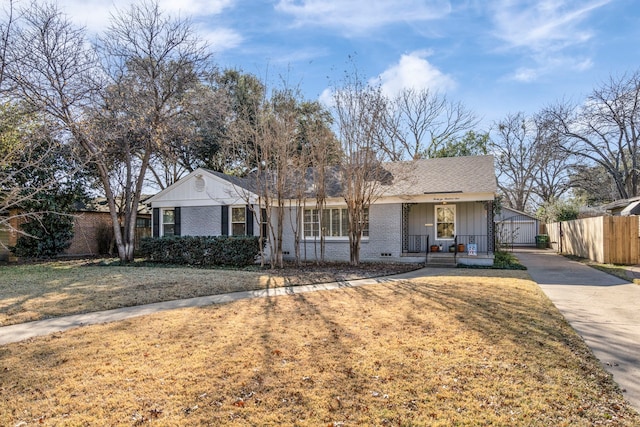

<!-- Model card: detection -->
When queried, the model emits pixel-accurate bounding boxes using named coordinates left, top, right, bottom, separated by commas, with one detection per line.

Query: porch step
left=426, top=253, right=458, bottom=268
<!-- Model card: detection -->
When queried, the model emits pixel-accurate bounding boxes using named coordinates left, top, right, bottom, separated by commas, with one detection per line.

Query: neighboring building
left=0, top=213, right=19, bottom=262
left=494, top=207, right=540, bottom=247
left=602, top=197, right=640, bottom=216
left=0, top=199, right=152, bottom=261
left=64, top=198, right=152, bottom=257
left=146, top=155, right=498, bottom=266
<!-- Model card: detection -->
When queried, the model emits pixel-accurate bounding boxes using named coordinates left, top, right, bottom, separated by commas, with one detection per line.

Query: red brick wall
left=65, top=212, right=113, bottom=256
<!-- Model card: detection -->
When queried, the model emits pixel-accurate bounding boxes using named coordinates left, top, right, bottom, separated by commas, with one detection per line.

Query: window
left=136, top=217, right=150, bottom=229
left=435, top=205, right=455, bottom=240
left=362, top=208, right=369, bottom=237
left=162, top=209, right=175, bottom=236
left=303, top=207, right=369, bottom=238
left=303, top=209, right=319, bottom=237
left=231, top=206, right=246, bottom=236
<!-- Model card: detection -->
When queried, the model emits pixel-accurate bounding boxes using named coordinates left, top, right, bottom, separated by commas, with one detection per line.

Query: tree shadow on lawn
left=384, top=278, right=622, bottom=389
left=2, top=272, right=636, bottom=426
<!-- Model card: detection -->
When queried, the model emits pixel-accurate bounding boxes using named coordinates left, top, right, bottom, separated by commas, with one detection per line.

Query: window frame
left=161, top=208, right=175, bottom=237
left=302, top=206, right=369, bottom=240
left=303, top=208, right=320, bottom=238
left=435, top=204, right=456, bottom=240
left=230, top=206, right=247, bottom=236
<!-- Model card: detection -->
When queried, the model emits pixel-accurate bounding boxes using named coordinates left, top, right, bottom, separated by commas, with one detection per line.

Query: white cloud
left=375, top=52, right=456, bottom=97
left=512, top=67, right=539, bottom=83
left=276, top=0, right=452, bottom=35
left=159, top=0, right=234, bottom=16
left=56, top=0, right=233, bottom=32
left=198, top=27, right=243, bottom=52
left=56, top=0, right=125, bottom=31
left=508, top=54, right=594, bottom=83
left=490, top=0, right=610, bottom=82
left=318, top=87, right=334, bottom=108
left=491, top=0, right=611, bottom=52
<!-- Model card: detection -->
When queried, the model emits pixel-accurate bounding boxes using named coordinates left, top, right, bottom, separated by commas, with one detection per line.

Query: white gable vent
left=194, top=175, right=205, bottom=192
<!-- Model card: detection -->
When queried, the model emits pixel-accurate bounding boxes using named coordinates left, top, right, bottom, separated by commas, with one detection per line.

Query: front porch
left=401, top=202, right=495, bottom=267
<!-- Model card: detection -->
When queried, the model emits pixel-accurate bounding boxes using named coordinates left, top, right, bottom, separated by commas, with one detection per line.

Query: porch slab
left=403, top=252, right=495, bottom=267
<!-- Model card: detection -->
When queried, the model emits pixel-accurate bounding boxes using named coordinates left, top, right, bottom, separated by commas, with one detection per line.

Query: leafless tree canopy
left=381, top=88, right=478, bottom=161
left=0, top=1, right=92, bottom=239
left=491, top=112, right=538, bottom=212
left=491, top=111, right=573, bottom=213
left=543, top=71, right=640, bottom=201
left=332, top=70, right=389, bottom=265
left=1, top=0, right=213, bottom=262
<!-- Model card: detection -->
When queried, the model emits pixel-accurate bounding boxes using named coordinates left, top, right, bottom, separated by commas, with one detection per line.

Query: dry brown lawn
left=1, top=269, right=638, bottom=426
left=0, top=260, right=418, bottom=326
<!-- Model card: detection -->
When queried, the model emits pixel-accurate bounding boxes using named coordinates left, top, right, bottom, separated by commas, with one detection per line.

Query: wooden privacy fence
left=546, top=216, right=640, bottom=265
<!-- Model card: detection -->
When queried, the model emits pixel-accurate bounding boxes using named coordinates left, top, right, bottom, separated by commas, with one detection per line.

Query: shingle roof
left=601, top=196, right=640, bottom=211
left=204, top=155, right=496, bottom=200
left=379, top=155, right=496, bottom=197
left=204, top=169, right=255, bottom=192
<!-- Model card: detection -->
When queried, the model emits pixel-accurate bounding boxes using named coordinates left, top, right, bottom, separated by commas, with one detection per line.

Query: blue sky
left=58, top=0, right=640, bottom=129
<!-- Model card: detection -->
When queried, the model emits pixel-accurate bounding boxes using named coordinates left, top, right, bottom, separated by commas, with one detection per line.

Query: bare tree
left=491, top=111, right=574, bottom=213
left=331, top=70, right=390, bottom=266
left=0, top=1, right=97, bottom=245
left=264, top=86, right=302, bottom=268
left=544, top=71, right=640, bottom=200
left=299, top=101, right=339, bottom=263
left=381, top=88, right=478, bottom=160
left=146, top=72, right=234, bottom=189
left=231, top=80, right=302, bottom=268
left=530, top=114, right=573, bottom=203
left=4, top=1, right=211, bottom=262
left=96, top=1, right=211, bottom=261
left=491, top=112, right=538, bottom=212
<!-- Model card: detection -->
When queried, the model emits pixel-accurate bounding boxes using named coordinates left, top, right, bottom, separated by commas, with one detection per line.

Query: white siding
left=150, top=170, right=254, bottom=208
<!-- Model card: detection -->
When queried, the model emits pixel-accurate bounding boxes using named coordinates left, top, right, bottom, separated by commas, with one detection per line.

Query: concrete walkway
left=0, top=267, right=431, bottom=346
left=515, top=249, right=640, bottom=412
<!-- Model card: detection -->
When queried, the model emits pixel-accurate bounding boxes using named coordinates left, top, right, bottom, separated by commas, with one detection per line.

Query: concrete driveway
left=515, top=249, right=640, bottom=412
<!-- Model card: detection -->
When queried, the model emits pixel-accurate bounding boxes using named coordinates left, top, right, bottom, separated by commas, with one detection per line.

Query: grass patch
left=1, top=271, right=637, bottom=425
left=0, top=260, right=419, bottom=326
left=493, top=251, right=527, bottom=269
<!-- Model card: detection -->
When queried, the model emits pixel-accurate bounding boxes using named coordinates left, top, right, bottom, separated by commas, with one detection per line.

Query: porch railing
left=404, top=234, right=489, bottom=254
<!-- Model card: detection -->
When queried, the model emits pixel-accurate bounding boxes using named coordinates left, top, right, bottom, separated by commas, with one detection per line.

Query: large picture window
left=231, top=206, right=246, bottom=236
left=303, top=207, right=369, bottom=238
left=162, top=209, right=175, bottom=236
left=436, top=205, right=455, bottom=240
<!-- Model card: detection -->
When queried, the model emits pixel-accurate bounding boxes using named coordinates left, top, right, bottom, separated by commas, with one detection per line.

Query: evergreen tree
left=10, top=134, right=87, bottom=258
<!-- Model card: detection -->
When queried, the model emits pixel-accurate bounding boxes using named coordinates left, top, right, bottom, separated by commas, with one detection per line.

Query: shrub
left=492, top=251, right=527, bottom=270
left=457, top=250, right=527, bottom=270
left=139, top=236, right=260, bottom=267
left=11, top=213, right=74, bottom=259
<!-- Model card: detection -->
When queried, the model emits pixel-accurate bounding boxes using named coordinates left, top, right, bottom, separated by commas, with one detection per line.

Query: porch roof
left=379, top=155, right=496, bottom=198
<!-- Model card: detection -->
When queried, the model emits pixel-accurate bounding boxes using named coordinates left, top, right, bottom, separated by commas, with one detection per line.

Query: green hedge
left=139, top=236, right=260, bottom=267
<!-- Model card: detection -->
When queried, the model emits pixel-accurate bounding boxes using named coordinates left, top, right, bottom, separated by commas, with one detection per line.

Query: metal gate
left=495, top=213, right=539, bottom=247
